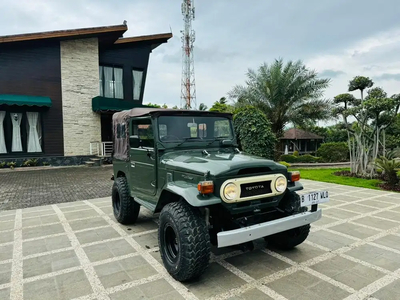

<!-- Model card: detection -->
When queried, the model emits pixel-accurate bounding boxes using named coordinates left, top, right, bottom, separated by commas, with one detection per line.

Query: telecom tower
left=181, top=0, right=196, bottom=109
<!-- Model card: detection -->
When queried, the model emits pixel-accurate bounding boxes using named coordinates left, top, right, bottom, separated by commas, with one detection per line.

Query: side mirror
left=129, top=136, right=141, bottom=148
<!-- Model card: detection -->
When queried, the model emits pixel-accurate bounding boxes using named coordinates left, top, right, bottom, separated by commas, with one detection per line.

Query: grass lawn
left=289, top=168, right=383, bottom=190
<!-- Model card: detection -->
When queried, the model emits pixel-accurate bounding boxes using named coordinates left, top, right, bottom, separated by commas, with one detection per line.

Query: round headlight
left=275, top=176, right=287, bottom=193
left=223, top=183, right=238, bottom=200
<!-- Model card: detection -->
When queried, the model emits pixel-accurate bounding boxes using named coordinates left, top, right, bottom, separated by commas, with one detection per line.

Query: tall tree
left=229, top=59, right=331, bottom=137
left=209, top=97, right=233, bottom=113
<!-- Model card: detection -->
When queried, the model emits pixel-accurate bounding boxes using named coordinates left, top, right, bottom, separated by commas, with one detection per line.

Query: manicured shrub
left=0, top=162, right=6, bottom=168
left=233, top=106, right=277, bottom=159
left=297, top=154, right=318, bottom=163
left=293, top=150, right=299, bottom=157
left=279, top=154, right=298, bottom=163
left=278, top=161, right=291, bottom=167
left=316, top=142, right=349, bottom=162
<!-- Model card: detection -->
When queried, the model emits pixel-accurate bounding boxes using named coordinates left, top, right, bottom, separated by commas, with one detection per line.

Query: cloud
left=318, top=70, right=345, bottom=78
left=1, top=0, right=400, bottom=109
left=375, top=73, right=400, bottom=81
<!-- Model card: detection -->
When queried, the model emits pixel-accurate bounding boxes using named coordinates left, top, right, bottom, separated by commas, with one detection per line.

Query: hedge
left=279, top=154, right=323, bottom=163
left=316, top=142, right=349, bottom=162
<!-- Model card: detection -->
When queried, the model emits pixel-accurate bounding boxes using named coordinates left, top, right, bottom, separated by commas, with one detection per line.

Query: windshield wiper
left=206, top=138, right=224, bottom=146
left=176, top=137, right=203, bottom=147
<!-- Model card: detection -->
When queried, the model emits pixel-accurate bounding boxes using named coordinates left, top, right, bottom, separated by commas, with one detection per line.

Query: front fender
left=164, top=181, right=221, bottom=207
left=287, top=181, right=303, bottom=193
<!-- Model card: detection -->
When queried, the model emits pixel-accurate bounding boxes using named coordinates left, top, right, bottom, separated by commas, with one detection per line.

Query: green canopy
left=92, top=96, right=149, bottom=112
left=0, top=94, right=52, bottom=107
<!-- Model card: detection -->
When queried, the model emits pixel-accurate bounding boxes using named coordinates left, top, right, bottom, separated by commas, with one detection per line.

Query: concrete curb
left=290, top=162, right=350, bottom=168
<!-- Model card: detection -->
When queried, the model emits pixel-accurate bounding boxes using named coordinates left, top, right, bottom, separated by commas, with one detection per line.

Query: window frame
left=99, top=64, right=124, bottom=99
left=132, top=68, right=144, bottom=101
left=130, top=117, right=154, bottom=149
left=0, top=109, right=44, bottom=156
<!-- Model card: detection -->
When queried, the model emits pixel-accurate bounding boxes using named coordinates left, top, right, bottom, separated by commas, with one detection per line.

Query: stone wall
left=60, top=38, right=101, bottom=156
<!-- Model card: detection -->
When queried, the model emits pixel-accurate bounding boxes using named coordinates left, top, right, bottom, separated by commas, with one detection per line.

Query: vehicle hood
left=161, top=149, right=286, bottom=176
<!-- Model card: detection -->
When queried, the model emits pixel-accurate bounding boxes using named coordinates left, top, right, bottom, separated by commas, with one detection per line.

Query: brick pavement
left=0, top=166, right=113, bottom=210
left=0, top=179, right=400, bottom=299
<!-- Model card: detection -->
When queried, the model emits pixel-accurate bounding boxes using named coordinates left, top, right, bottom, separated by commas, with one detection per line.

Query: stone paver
left=0, top=179, right=399, bottom=299
left=0, top=166, right=113, bottom=210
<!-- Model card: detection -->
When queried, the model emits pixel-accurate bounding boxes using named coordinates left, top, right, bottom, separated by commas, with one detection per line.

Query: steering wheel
left=161, top=135, right=181, bottom=142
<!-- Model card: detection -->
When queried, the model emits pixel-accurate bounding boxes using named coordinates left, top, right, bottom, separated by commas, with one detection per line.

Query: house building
left=279, top=128, right=324, bottom=155
left=0, top=23, right=172, bottom=162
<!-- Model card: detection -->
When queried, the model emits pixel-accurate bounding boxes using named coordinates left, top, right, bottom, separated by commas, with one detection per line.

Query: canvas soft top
left=112, top=108, right=232, bottom=161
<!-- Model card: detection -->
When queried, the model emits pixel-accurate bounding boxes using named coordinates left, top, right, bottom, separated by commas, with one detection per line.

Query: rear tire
left=268, top=224, right=310, bottom=250
left=158, top=200, right=210, bottom=282
left=112, top=177, right=140, bottom=225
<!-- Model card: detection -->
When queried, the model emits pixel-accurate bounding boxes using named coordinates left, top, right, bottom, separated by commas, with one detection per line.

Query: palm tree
left=228, top=58, right=331, bottom=137
left=198, top=103, right=208, bottom=111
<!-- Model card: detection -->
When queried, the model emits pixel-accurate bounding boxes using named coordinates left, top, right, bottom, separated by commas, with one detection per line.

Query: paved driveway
left=0, top=166, right=113, bottom=210
left=0, top=180, right=399, bottom=300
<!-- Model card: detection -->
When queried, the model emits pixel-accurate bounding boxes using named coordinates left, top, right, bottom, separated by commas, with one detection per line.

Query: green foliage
left=23, top=159, right=39, bottom=167
left=348, top=76, right=374, bottom=99
left=198, top=103, right=208, bottom=111
left=297, top=154, right=321, bottom=163
left=145, top=103, right=161, bottom=108
left=161, top=103, right=168, bottom=109
left=7, top=162, right=16, bottom=169
left=374, top=151, right=400, bottom=186
left=233, top=106, right=276, bottom=159
left=279, top=155, right=298, bottom=163
left=229, top=58, right=332, bottom=137
left=172, top=105, right=179, bottom=109
left=293, top=150, right=299, bottom=157
left=0, top=162, right=6, bottom=168
left=42, top=162, right=50, bottom=166
left=316, top=142, right=349, bottom=162
left=209, top=97, right=233, bottom=113
left=278, top=161, right=291, bottom=167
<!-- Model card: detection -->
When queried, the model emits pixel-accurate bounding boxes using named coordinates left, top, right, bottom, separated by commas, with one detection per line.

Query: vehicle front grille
left=240, top=180, right=272, bottom=198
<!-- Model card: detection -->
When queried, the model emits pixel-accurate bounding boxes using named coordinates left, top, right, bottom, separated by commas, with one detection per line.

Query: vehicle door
left=129, top=117, right=157, bottom=197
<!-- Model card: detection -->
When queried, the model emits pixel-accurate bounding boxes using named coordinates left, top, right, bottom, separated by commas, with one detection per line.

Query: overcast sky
left=1, top=0, right=400, bottom=113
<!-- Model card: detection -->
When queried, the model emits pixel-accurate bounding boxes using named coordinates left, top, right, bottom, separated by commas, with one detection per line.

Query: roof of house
left=0, top=24, right=128, bottom=44
left=280, top=128, right=324, bottom=140
left=0, top=24, right=172, bottom=48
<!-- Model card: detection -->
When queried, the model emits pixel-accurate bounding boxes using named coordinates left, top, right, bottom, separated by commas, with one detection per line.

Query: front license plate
left=300, top=191, right=329, bottom=207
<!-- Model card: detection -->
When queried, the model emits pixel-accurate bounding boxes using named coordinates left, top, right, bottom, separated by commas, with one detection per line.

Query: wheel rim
left=164, top=223, right=179, bottom=263
left=113, top=191, right=121, bottom=214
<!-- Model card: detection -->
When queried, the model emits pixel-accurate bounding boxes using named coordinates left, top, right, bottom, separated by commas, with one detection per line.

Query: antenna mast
left=181, top=0, right=196, bottom=109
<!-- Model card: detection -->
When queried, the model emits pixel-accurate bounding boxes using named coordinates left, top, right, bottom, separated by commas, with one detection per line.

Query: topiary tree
left=316, top=142, right=349, bottom=162
left=233, top=106, right=276, bottom=160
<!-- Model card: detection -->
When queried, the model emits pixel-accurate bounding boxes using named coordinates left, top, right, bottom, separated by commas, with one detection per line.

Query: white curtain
left=114, top=68, right=123, bottom=99
left=132, top=70, right=143, bottom=100
left=27, top=112, right=42, bottom=153
left=99, top=66, right=104, bottom=96
left=104, top=66, right=114, bottom=98
left=0, top=111, right=6, bottom=154
left=11, top=113, right=22, bottom=152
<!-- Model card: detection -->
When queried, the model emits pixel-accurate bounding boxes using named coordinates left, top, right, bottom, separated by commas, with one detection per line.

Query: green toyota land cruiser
left=111, top=108, right=329, bottom=282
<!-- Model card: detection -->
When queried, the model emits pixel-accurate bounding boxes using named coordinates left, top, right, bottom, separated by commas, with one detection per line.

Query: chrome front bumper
left=217, top=209, right=322, bottom=248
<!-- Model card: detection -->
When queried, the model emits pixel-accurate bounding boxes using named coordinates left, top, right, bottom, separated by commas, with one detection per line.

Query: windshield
left=157, top=115, right=234, bottom=143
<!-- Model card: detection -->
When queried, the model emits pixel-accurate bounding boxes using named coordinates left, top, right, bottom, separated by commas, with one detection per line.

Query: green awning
left=0, top=94, right=52, bottom=107
left=92, top=96, right=149, bottom=112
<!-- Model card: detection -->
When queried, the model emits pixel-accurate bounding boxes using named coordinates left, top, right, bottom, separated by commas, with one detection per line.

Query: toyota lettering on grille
left=245, top=184, right=265, bottom=191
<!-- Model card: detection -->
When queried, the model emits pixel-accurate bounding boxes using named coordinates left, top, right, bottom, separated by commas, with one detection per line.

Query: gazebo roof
left=280, top=128, right=323, bottom=140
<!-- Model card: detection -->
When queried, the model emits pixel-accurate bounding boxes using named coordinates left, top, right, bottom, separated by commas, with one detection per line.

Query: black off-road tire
left=268, top=224, right=310, bottom=250
left=158, top=200, right=211, bottom=282
left=112, top=177, right=140, bottom=225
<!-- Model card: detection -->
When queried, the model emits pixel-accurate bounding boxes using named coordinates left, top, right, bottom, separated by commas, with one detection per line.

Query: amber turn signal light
left=290, top=171, right=300, bottom=182
left=198, top=181, right=214, bottom=194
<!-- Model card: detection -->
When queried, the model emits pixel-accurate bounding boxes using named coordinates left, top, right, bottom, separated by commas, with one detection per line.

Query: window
left=132, top=69, right=144, bottom=101
left=0, top=111, right=43, bottom=154
left=131, top=119, right=154, bottom=148
left=99, top=66, right=123, bottom=99
left=158, top=116, right=233, bottom=142
left=116, top=124, right=126, bottom=139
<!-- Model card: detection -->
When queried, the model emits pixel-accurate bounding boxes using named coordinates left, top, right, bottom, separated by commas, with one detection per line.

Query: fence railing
left=89, top=141, right=113, bottom=157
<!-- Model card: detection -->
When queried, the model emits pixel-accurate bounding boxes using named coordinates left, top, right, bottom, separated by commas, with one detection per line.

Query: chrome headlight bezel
left=274, top=176, right=288, bottom=193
